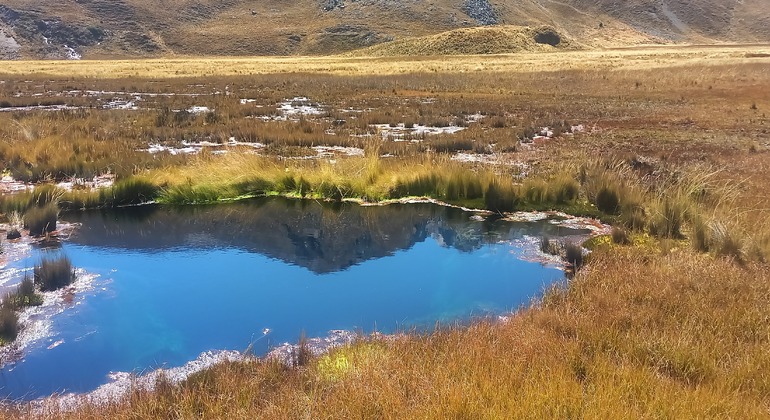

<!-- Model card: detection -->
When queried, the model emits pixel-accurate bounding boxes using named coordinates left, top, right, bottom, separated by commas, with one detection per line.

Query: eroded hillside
left=0, top=0, right=768, bottom=58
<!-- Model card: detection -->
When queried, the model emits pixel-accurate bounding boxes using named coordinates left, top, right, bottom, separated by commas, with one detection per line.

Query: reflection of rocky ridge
left=64, top=198, right=588, bottom=274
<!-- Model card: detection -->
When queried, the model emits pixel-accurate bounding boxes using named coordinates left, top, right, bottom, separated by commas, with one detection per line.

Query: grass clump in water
left=23, top=203, right=58, bottom=236
left=540, top=236, right=561, bottom=255
left=34, top=255, right=76, bottom=292
left=0, top=305, right=19, bottom=344
left=5, top=275, right=43, bottom=310
left=564, top=242, right=584, bottom=270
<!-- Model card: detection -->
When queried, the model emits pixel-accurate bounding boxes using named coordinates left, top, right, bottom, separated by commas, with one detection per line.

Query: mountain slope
left=0, top=0, right=768, bottom=59
left=348, top=25, right=577, bottom=56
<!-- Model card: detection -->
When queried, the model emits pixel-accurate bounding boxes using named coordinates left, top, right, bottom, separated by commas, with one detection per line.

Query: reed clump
left=23, top=203, right=59, bottom=236
left=4, top=275, right=43, bottom=310
left=34, top=255, right=76, bottom=292
left=0, top=305, right=19, bottom=344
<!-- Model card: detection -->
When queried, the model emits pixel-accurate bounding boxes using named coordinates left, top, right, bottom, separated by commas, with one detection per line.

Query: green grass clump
left=611, top=227, right=631, bottom=245
left=709, top=222, right=744, bottom=262
left=23, top=203, right=58, bottom=236
left=30, top=184, right=64, bottom=207
left=564, top=242, right=584, bottom=269
left=522, top=179, right=550, bottom=204
left=391, top=174, right=441, bottom=198
left=540, top=236, right=561, bottom=255
left=59, top=189, right=103, bottom=210
left=551, top=176, right=580, bottom=204
left=103, top=178, right=160, bottom=206
left=594, top=185, right=620, bottom=214
left=317, top=180, right=353, bottom=202
left=34, top=255, right=76, bottom=292
left=234, top=177, right=275, bottom=196
left=648, top=198, right=689, bottom=239
left=0, top=305, right=19, bottom=344
left=484, top=180, right=518, bottom=213
left=160, top=184, right=234, bottom=204
left=5, top=275, right=43, bottom=310
left=0, top=185, right=65, bottom=214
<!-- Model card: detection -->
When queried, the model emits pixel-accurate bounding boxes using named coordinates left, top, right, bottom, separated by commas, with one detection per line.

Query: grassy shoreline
left=1, top=47, right=770, bottom=417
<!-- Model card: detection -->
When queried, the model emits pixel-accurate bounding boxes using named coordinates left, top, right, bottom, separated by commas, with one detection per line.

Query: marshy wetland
left=0, top=46, right=769, bottom=417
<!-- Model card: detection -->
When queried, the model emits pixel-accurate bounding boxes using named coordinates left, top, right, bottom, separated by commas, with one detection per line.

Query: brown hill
left=0, top=0, right=768, bottom=59
left=348, top=25, right=577, bottom=56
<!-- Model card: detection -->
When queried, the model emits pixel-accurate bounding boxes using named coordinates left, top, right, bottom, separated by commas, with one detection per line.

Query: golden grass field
left=0, top=44, right=768, bottom=78
left=1, top=45, right=770, bottom=418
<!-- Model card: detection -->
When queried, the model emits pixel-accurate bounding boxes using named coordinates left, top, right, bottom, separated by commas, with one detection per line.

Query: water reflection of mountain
left=64, top=197, right=589, bottom=274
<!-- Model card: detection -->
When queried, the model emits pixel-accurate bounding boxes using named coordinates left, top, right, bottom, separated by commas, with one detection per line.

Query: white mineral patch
left=142, top=144, right=199, bottom=155
left=0, top=175, right=30, bottom=193
left=63, top=45, right=81, bottom=60
left=278, top=97, right=324, bottom=117
left=55, top=173, right=115, bottom=191
left=36, top=350, right=243, bottom=414
left=140, top=139, right=265, bottom=155
left=267, top=330, right=357, bottom=365
left=451, top=153, right=530, bottom=171
left=103, top=99, right=138, bottom=110
left=0, top=104, right=80, bottom=113
left=373, top=123, right=466, bottom=140
left=187, top=106, right=211, bottom=114
left=312, top=146, right=365, bottom=157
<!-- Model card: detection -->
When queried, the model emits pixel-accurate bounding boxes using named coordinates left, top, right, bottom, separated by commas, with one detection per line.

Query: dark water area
left=0, top=197, right=590, bottom=400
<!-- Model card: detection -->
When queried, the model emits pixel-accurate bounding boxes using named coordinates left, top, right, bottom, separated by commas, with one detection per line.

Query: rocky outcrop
left=462, top=0, right=499, bottom=26
left=0, top=4, right=105, bottom=59
left=0, top=29, right=20, bottom=60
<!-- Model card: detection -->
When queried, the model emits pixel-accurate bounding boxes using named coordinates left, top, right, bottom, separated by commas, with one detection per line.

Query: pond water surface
left=0, top=197, right=591, bottom=400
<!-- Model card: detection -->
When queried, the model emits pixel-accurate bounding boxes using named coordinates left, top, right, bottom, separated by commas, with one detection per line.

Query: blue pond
left=0, top=197, right=588, bottom=400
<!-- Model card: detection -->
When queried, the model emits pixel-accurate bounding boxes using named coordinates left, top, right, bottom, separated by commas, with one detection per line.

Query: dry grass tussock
left=15, top=247, right=769, bottom=419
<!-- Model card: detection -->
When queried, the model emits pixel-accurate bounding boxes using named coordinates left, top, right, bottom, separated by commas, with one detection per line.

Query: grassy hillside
left=0, top=0, right=769, bottom=59
left=348, top=25, right=578, bottom=56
